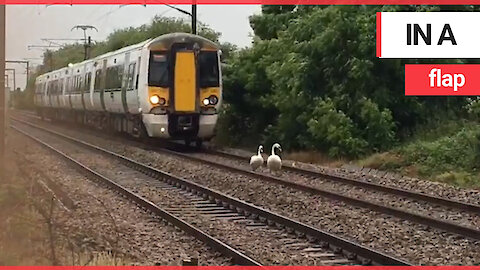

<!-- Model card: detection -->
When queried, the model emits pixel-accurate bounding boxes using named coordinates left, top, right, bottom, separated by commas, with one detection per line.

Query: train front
left=141, top=33, right=222, bottom=146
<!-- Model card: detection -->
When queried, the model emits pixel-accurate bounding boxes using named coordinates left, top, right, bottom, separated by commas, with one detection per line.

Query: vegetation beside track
left=359, top=119, right=480, bottom=188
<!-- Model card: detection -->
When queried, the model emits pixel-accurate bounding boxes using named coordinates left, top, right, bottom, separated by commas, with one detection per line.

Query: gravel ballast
left=185, top=151, right=480, bottom=230
left=15, top=123, right=355, bottom=266
left=11, top=114, right=480, bottom=265
left=10, top=127, right=232, bottom=266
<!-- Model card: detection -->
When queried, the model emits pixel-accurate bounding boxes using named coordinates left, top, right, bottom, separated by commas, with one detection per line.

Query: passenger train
left=34, top=33, right=222, bottom=147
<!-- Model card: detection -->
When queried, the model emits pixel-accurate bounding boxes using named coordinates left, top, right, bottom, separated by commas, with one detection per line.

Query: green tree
left=221, top=5, right=477, bottom=158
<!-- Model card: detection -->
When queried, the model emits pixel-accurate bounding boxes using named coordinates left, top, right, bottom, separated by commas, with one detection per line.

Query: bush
left=307, top=98, right=367, bottom=157
left=398, top=125, right=480, bottom=184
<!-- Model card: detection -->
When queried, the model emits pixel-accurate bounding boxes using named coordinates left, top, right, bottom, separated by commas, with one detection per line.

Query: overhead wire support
left=5, top=69, right=16, bottom=91
left=71, top=25, right=98, bottom=60
left=6, top=60, right=30, bottom=89
left=163, top=4, right=197, bottom=34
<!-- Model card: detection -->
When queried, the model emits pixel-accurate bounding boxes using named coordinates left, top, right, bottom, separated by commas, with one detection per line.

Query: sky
left=5, top=4, right=261, bottom=90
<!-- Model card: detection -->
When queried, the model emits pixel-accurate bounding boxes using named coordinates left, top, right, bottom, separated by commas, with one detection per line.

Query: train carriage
left=34, top=33, right=223, bottom=147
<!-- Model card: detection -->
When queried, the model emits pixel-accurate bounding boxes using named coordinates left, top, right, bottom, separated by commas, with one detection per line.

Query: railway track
left=148, top=144, right=480, bottom=241
left=11, top=124, right=260, bottom=266
left=13, top=113, right=480, bottom=239
left=201, top=146, right=480, bottom=213
left=11, top=118, right=410, bottom=266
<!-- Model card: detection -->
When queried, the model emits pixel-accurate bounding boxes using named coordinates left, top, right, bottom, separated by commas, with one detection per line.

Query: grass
left=358, top=120, right=480, bottom=188
left=0, top=158, right=50, bottom=265
left=284, top=151, right=346, bottom=167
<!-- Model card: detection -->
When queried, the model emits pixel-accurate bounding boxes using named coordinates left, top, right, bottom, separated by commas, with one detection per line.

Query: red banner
left=405, top=64, right=480, bottom=96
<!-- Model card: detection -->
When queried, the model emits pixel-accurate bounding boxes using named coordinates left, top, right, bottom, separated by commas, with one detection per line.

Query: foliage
left=359, top=120, right=480, bottom=188
left=38, top=16, right=221, bottom=73
left=220, top=5, right=478, bottom=158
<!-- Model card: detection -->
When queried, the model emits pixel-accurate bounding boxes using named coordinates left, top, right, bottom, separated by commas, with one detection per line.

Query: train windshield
left=149, top=52, right=169, bottom=87
left=199, top=51, right=219, bottom=88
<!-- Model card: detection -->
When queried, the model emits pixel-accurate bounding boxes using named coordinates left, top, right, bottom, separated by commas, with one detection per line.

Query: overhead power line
left=28, top=44, right=63, bottom=50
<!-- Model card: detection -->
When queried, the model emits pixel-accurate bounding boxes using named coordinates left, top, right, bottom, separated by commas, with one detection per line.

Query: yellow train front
left=141, top=33, right=222, bottom=147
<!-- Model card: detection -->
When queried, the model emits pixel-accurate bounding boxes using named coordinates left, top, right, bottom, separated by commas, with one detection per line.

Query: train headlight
left=159, top=97, right=166, bottom=106
left=208, top=95, right=218, bottom=105
left=203, top=98, right=210, bottom=106
left=150, top=95, right=160, bottom=105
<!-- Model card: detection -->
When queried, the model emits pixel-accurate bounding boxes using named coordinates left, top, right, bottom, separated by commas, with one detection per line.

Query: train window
left=66, top=78, right=70, bottom=94
left=94, top=70, right=102, bottom=91
left=85, top=72, right=92, bottom=92
left=148, top=52, right=168, bottom=87
left=60, top=78, right=64, bottom=94
left=106, top=66, right=122, bottom=89
left=117, top=67, right=124, bottom=89
left=127, top=63, right=136, bottom=90
left=105, top=68, right=112, bottom=89
left=199, top=51, right=219, bottom=88
left=76, top=75, right=83, bottom=94
left=52, top=80, right=56, bottom=95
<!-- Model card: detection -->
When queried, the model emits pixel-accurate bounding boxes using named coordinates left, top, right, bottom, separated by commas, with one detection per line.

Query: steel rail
left=11, top=117, right=411, bottom=266
left=11, top=125, right=262, bottom=267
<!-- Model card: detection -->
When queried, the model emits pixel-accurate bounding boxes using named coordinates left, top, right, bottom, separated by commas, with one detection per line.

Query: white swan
left=267, top=143, right=282, bottom=175
left=249, top=145, right=264, bottom=171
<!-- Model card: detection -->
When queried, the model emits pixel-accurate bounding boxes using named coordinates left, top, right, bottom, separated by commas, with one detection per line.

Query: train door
left=46, top=81, right=52, bottom=107
left=113, top=57, right=124, bottom=113
left=100, top=59, right=107, bottom=111
left=57, top=78, right=64, bottom=108
left=121, top=52, right=130, bottom=114
left=125, top=56, right=140, bottom=114
left=173, top=50, right=197, bottom=113
left=67, top=76, right=73, bottom=109
left=104, top=57, right=124, bottom=113
left=83, top=71, right=93, bottom=111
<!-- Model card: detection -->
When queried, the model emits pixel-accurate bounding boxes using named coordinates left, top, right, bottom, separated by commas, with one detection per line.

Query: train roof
left=36, top=32, right=219, bottom=83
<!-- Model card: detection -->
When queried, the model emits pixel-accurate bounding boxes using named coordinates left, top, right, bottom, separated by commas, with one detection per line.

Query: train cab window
left=148, top=52, right=168, bottom=87
left=199, top=51, right=219, bottom=88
